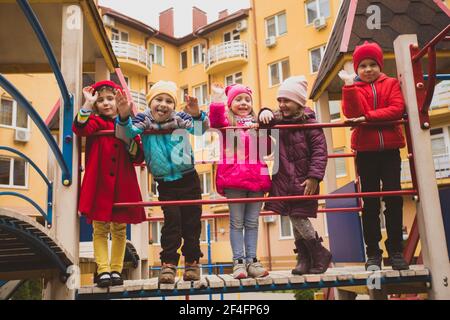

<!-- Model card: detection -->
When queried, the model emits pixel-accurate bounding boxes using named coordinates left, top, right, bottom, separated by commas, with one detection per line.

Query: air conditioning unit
left=313, top=16, right=327, bottom=30
left=102, top=15, right=115, bottom=28
left=263, top=215, right=276, bottom=223
left=14, top=128, right=30, bottom=142
left=236, top=19, right=247, bottom=31
left=265, top=36, right=276, bottom=48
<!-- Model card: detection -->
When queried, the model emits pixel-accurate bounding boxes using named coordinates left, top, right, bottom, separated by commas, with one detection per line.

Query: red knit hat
left=91, top=80, right=123, bottom=94
left=353, top=41, right=384, bottom=72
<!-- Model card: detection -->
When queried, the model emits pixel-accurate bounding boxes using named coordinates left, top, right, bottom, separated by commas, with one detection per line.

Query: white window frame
left=223, top=29, right=240, bottom=42
left=0, top=97, right=30, bottom=130
left=279, top=215, right=294, bottom=240
left=149, top=43, right=164, bottom=66
left=200, top=219, right=215, bottom=243
left=265, top=11, right=287, bottom=38
left=334, top=147, right=348, bottom=178
left=192, top=44, right=205, bottom=65
left=0, top=156, right=29, bottom=189
left=225, top=72, right=243, bottom=86
left=309, top=45, right=326, bottom=74
left=180, top=50, right=188, bottom=70
left=150, top=221, right=163, bottom=245
left=305, top=0, right=331, bottom=25
left=111, top=28, right=128, bottom=42
left=329, top=100, right=341, bottom=122
left=268, top=59, right=290, bottom=87
left=198, top=171, right=212, bottom=196
left=180, top=86, right=189, bottom=103
left=193, top=83, right=208, bottom=106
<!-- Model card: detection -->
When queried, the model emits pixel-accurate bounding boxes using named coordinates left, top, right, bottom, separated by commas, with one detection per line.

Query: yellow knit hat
left=146, top=80, right=178, bottom=107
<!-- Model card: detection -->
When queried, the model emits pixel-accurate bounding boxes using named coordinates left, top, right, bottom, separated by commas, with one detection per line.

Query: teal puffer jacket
left=116, top=110, right=209, bottom=182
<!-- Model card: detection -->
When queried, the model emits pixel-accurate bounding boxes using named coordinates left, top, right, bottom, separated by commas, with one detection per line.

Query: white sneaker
left=232, top=259, right=248, bottom=279
left=247, top=259, right=269, bottom=278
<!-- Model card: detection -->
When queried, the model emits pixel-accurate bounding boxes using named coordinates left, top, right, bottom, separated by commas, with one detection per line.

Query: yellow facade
left=0, top=74, right=60, bottom=219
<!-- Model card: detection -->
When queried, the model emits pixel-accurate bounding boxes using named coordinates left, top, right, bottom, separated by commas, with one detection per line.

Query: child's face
left=277, top=97, right=304, bottom=118
left=230, top=93, right=252, bottom=117
left=95, top=89, right=117, bottom=118
left=150, top=93, right=175, bottom=123
left=357, top=58, right=381, bottom=83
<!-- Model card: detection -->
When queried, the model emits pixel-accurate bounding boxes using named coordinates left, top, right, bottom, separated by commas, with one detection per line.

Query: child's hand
left=301, top=178, right=319, bottom=195
left=184, top=95, right=201, bottom=117
left=211, top=83, right=226, bottom=103
left=82, top=86, right=98, bottom=109
left=345, top=116, right=366, bottom=123
left=338, top=70, right=356, bottom=86
left=116, top=91, right=132, bottom=121
left=259, top=109, right=274, bottom=125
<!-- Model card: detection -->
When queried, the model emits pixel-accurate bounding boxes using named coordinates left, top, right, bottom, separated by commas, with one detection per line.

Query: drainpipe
left=250, top=0, right=262, bottom=109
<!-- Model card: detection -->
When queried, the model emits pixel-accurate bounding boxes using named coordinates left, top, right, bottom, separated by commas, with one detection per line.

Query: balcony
left=401, top=153, right=450, bottom=183
left=111, top=40, right=152, bottom=74
left=130, top=90, right=147, bottom=112
left=205, top=41, right=249, bottom=74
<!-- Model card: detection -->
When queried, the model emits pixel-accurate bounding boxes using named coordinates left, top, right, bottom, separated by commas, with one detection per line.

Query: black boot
left=388, top=252, right=409, bottom=270
left=365, top=254, right=382, bottom=271
left=304, top=233, right=332, bottom=274
left=292, top=239, right=311, bottom=275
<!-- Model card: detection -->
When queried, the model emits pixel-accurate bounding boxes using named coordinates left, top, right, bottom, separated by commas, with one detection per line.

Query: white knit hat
left=277, top=76, right=308, bottom=107
left=146, top=80, right=178, bottom=106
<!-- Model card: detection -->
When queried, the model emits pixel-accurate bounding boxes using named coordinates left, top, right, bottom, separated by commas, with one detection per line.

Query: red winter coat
left=73, top=114, right=146, bottom=224
left=342, top=73, right=406, bottom=151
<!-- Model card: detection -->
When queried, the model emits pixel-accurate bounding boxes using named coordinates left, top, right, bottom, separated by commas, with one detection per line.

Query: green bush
left=11, top=279, right=42, bottom=300
left=294, top=289, right=319, bottom=300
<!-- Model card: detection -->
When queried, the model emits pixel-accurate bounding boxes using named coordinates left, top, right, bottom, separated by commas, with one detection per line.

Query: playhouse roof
left=310, top=0, right=450, bottom=101
left=0, top=0, right=118, bottom=73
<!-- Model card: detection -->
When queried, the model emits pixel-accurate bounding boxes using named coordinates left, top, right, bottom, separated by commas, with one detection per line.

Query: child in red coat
left=339, top=41, right=409, bottom=271
left=73, top=81, right=147, bottom=287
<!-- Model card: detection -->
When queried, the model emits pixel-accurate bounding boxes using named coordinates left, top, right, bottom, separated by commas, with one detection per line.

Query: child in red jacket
left=73, top=81, right=147, bottom=287
left=339, top=41, right=409, bottom=271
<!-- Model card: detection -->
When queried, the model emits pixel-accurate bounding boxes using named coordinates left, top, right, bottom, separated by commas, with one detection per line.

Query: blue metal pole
left=219, top=265, right=224, bottom=301
left=16, top=0, right=71, bottom=106
left=0, top=75, right=71, bottom=185
left=0, top=192, right=49, bottom=223
left=0, top=146, right=53, bottom=225
left=15, top=0, right=74, bottom=186
left=207, top=223, right=212, bottom=300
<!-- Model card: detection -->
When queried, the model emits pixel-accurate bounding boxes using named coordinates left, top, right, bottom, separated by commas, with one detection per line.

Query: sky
left=98, top=0, right=251, bottom=37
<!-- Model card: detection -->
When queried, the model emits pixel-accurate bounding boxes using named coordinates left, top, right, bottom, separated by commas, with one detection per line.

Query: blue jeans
left=224, top=189, right=264, bottom=263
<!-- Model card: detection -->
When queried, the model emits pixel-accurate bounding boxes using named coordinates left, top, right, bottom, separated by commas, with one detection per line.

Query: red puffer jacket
left=342, top=73, right=406, bottom=151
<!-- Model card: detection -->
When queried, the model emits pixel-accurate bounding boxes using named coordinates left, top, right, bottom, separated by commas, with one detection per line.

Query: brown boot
left=304, top=233, right=332, bottom=274
left=292, top=239, right=311, bottom=275
left=159, top=263, right=176, bottom=284
left=183, top=261, right=200, bottom=281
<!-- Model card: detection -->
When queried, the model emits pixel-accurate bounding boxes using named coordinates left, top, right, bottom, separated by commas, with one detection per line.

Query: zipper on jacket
left=158, top=122, right=175, bottom=179
left=371, top=83, right=384, bottom=150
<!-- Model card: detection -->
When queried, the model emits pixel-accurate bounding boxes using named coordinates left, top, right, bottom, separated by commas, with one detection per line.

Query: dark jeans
left=157, top=171, right=203, bottom=264
left=356, top=149, right=404, bottom=256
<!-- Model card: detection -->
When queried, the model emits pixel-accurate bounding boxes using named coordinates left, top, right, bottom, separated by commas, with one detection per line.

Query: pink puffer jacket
left=209, top=102, right=272, bottom=196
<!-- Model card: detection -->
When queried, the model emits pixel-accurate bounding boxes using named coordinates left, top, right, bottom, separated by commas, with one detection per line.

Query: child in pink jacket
left=209, top=83, right=271, bottom=279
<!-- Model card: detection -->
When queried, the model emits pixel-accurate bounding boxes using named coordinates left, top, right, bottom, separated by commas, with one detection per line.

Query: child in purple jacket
left=209, top=83, right=271, bottom=279
left=259, top=76, right=332, bottom=275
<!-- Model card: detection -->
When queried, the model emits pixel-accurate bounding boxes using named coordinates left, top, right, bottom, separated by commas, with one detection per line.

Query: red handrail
left=115, top=190, right=417, bottom=208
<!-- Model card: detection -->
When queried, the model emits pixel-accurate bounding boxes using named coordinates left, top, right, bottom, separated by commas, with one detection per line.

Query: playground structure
left=0, top=0, right=449, bottom=300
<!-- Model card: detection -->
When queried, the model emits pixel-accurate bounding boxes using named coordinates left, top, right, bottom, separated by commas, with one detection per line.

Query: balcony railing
left=130, top=90, right=147, bottom=111
left=111, top=40, right=152, bottom=71
left=205, top=41, right=248, bottom=69
left=401, top=153, right=450, bottom=182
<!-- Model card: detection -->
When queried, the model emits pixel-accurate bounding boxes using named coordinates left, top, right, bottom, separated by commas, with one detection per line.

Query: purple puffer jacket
left=209, top=102, right=272, bottom=196
left=259, top=107, right=328, bottom=218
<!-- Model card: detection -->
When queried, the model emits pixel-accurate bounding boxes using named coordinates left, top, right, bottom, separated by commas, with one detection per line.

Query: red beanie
left=353, top=41, right=384, bottom=72
left=91, top=80, right=123, bottom=94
